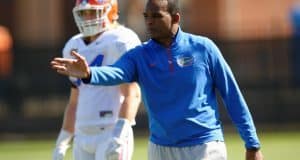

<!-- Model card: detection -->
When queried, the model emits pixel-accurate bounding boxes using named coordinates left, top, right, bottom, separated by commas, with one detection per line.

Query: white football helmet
left=73, top=0, right=119, bottom=37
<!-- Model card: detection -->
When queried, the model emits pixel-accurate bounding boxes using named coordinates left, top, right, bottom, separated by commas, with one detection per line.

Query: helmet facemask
left=73, top=3, right=112, bottom=37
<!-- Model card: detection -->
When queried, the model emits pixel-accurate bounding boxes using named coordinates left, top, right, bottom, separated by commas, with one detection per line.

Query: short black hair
left=167, top=0, right=180, bottom=15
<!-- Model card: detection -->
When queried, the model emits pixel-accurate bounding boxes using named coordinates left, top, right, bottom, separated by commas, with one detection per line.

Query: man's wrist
left=247, top=146, right=260, bottom=152
left=113, top=118, right=131, bottom=138
left=56, top=129, right=73, bottom=146
left=81, top=69, right=91, bottom=83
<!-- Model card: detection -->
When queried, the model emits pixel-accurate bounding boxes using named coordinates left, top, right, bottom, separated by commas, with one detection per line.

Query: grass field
left=0, top=131, right=299, bottom=160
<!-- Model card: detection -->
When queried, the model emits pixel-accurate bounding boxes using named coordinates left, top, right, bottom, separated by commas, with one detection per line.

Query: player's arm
left=53, top=86, right=78, bottom=160
left=118, top=82, right=141, bottom=123
left=105, top=82, right=141, bottom=160
left=112, top=82, right=141, bottom=138
left=61, top=87, right=78, bottom=133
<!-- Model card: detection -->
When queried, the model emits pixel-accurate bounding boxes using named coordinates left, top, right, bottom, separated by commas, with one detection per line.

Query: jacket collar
left=148, top=27, right=183, bottom=50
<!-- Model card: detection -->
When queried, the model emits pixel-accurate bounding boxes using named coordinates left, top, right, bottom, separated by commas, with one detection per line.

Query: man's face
left=143, top=0, right=173, bottom=40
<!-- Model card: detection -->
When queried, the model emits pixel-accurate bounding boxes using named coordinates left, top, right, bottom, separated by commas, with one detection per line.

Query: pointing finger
left=53, top=57, right=76, bottom=64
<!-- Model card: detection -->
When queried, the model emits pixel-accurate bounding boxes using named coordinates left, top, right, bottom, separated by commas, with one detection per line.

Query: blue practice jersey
left=87, top=28, right=260, bottom=148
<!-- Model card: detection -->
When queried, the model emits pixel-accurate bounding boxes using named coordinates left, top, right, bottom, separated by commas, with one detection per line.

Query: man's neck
left=83, top=32, right=101, bottom=45
left=154, top=26, right=179, bottom=48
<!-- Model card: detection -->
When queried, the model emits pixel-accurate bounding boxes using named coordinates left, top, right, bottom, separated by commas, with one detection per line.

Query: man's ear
left=172, top=13, right=180, bottom=24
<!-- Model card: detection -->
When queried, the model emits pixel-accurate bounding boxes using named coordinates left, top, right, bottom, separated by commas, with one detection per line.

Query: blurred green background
left=0, top=131, right=300, bottom=160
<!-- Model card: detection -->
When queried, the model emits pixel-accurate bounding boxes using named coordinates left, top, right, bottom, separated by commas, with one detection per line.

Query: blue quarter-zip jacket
left=87, top=28, right=260, bottom=148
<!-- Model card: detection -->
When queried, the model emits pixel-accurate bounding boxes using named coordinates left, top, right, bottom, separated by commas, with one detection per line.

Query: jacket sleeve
left=206, top=38, right=261, bottom=149
left=89, top=51, right=138, bottom=86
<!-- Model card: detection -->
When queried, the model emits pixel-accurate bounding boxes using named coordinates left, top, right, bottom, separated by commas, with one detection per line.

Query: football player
left=52, top=0, right=141, bottom=160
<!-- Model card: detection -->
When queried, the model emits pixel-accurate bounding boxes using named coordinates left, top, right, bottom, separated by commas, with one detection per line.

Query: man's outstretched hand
left=51, top=51, right=90, bottom=78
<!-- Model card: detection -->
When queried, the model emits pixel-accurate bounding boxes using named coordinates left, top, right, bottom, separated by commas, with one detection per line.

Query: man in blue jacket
left=51, top=0, right=263, bottom=159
